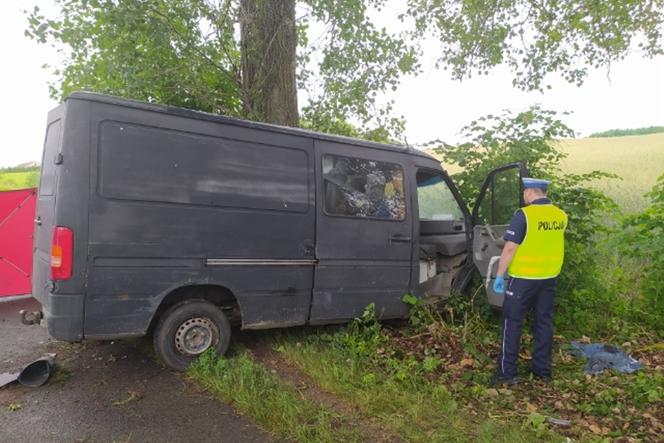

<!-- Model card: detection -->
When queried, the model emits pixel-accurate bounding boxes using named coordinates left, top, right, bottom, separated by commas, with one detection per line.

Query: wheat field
left=556, top=133, right=664, bottom=212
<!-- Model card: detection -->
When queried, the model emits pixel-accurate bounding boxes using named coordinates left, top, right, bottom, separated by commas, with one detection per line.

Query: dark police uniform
left=497, top=197, right=564, bottom=380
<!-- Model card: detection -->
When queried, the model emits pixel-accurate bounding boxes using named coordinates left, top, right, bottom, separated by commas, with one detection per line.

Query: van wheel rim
left=175, top=317, right=218, bottom=356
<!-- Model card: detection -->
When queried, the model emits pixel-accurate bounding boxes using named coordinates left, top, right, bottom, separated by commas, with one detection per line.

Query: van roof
left=67, top=91, right=438, bottom=161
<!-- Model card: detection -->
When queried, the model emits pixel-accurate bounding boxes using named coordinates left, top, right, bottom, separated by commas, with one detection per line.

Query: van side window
left=416, top=170, right=465, bottom=221
left=476, top=166, right=521, bottom=225
left=39, top=120, right=62, bottom=196
left=322, top=154, right=406, bottom=220
left=98, top=122, right=309, bottom=213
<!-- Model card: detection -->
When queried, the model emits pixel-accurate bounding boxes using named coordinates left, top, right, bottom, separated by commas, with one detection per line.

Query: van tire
left=153, top=300, right=231, bottom=371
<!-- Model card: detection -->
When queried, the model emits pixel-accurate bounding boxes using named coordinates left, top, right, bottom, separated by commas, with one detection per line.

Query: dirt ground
left=0, top=297, right=273, bottom=443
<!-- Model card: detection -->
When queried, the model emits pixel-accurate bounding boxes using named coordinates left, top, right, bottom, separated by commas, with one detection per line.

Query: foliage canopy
left=26, top=0, right=664, bottom=137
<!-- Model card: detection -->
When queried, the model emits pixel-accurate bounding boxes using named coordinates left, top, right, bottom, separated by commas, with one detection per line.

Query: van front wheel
left=153, top=300, right=231, bottom=371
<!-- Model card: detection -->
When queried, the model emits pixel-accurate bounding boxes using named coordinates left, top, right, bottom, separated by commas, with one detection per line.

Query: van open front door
left=471, top=162, right=527, bottom=307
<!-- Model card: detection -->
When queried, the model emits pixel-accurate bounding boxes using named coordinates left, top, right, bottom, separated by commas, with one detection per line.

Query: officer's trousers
left=497, top=277, right=557, bottom=378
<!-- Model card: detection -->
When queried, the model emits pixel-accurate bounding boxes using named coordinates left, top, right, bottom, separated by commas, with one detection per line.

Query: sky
left=1, top=0, right=663, bottom=167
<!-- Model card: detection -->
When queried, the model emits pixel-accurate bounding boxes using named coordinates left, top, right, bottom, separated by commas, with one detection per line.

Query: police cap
left=522, top=177, right=550, bottom=190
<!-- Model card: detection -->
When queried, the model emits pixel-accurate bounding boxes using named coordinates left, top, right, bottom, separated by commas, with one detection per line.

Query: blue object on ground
left=570, top=342, right=644, bottom=374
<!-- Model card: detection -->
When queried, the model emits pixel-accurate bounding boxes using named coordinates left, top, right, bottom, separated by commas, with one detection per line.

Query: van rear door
left=32, top=98, right=90, bottom=342
left=310, top=142, right=414, bottom=322
left=32, top=106, right=65, bottom=311
left=470, top=162, right=527, bottom=306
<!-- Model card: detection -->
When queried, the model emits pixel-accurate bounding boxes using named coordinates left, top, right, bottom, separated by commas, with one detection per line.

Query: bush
left=430, top=107, right=620, bottom=336
left=621, top=173, right=664, bottom=335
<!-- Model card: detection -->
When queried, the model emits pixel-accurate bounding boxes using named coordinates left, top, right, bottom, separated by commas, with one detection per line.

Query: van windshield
left=416, top=171, right=465, bottom=221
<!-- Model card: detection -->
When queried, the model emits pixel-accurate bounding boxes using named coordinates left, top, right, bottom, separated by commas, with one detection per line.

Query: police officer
left=490, top=177, right=568, bottom=386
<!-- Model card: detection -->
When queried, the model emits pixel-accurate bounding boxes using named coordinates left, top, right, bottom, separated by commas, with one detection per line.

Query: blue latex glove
left=493, top=275, right=505, bottom=294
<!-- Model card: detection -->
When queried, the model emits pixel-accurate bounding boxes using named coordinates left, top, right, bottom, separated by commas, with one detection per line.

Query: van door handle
left=389, top=235, right=412, bottom=244
left=34, top=217, right=42, bottom=226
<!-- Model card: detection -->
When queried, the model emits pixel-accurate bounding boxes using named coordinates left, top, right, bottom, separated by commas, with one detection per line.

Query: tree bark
left=240, top=0, right=298, bottom=127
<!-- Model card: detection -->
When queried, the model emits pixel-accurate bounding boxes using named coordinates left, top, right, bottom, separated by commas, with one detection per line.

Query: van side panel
left=83, top=101, right=316, bottom=337
left=32, top=100, right=92, bottom=341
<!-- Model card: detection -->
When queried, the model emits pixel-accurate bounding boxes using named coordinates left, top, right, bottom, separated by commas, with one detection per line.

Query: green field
left=0, top=169, right=39, bottom=191
left=556, top=133, right=664, bottom=212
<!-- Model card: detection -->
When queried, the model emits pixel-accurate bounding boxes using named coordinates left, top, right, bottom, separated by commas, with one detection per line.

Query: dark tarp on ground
left=571, top=342, right=644, bottom=374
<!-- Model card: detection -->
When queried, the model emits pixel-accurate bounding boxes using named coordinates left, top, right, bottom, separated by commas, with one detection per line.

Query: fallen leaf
left=112, top=389, right=141, bottom=406
left=589, top=424, right=602, bottom=434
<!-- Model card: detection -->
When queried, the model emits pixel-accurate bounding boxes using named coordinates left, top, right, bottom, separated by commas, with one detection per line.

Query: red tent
left=0, top=188, right=37, bottom=297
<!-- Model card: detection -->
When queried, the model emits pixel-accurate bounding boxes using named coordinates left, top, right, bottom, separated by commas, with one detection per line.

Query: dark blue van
left=31, top=92, right=525, bottom=370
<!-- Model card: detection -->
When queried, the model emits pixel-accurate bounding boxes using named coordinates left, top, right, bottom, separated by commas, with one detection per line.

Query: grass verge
left=189, top=348, right=366, bottom=442
left=271, top=319, right=561, bottom=442
left=185, top=295, right=662, bottom=441
left=273, top=301, right=663, bottom=442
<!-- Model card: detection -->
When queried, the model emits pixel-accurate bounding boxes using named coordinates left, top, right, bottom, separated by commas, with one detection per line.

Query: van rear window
left=98, top=122, right=309, bottom=213
left=39, top=120, right=62, bottom=196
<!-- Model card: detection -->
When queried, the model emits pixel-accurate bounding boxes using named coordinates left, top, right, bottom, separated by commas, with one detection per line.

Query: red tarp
left=0, top=188, right=37, bottom=297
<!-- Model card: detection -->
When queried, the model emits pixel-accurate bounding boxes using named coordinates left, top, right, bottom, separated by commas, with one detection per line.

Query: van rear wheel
left=153, top=300, right=231, bottom=371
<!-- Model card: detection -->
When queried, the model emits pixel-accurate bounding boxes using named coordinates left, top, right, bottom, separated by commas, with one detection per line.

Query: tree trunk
left=240, top=0, right=298, bottom=127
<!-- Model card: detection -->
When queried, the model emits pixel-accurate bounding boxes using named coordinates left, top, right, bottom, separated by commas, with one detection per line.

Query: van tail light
left=51, top=227, right=73, bottom=280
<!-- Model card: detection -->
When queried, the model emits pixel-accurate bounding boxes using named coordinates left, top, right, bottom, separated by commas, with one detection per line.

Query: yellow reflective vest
left=508, top=204, right=568, bottom=279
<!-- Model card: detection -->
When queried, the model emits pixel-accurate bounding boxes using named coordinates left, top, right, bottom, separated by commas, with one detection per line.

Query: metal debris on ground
left=546, top=417, right=572, bottom=427
left=0, top=353, right=56, bottom=388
